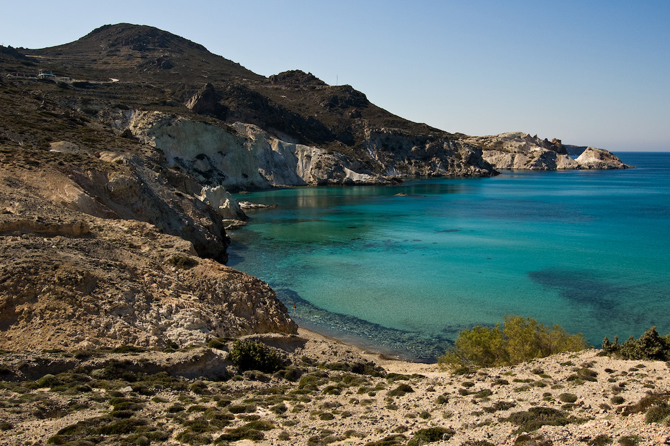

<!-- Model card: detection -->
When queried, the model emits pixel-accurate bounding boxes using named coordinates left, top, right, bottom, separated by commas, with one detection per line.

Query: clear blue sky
left=2, top=0, right=669, bottom=151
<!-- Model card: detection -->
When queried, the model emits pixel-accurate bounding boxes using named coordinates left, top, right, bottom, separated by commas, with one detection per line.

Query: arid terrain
left=0, top=329, right=668, bottom=446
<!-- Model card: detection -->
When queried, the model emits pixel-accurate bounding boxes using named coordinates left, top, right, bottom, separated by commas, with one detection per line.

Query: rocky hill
left=2, top=23, right=496, bottom=186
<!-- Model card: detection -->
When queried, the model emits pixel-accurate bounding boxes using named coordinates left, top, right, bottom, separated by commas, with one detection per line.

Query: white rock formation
left=576, top=147, right=631, bottom=169
left=125, top=111, right=386, bottom=188
left=197, top=185, right=244, bottom=220
left=466, top=132, right=629, bottom=170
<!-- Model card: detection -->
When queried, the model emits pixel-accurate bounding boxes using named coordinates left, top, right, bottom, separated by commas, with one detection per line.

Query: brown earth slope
left=0, top=147, right=296, bottom=351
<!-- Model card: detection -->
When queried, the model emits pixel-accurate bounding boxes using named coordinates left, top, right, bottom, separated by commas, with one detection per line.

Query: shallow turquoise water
left=229, top=153, right=670, bottom=361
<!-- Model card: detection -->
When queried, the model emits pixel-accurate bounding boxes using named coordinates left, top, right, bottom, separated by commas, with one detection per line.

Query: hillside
left=2, top=23, right=495, bottom=181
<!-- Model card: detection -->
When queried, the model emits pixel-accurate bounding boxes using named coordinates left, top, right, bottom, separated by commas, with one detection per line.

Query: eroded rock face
left=465, top=132, right=629, bottom=170
left=14, top=145, right=231, bottom=262
left=482, top=149, right=580, bottom=170
left=365, top=128, right=495, bottom=178
left=124, top=110, right=390, bottom=188
left=0, top=214, right=297, bottom=351
left=122, top=110, right=496, bottom=188
left=0, top=149, right=296, bottom=351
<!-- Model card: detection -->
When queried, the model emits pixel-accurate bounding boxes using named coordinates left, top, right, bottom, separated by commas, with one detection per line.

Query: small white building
left=38, top=70, right=56, bottom=79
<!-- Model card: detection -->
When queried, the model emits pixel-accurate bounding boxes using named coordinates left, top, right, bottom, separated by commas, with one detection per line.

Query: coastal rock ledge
left=466, top=132, right=631, bottom=170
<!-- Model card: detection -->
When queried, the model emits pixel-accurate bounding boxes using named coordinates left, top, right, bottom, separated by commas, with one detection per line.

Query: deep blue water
left=229, top=153, right=670, bottom=361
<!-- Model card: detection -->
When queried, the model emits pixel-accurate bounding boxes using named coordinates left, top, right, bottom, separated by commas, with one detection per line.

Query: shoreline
left=296, top=327, right=441, bottom=375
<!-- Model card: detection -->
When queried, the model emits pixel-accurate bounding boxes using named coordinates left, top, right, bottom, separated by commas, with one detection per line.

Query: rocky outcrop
left=121, top=110, right=496, bottom=189
left=0, top=206, right=297, bottom=352
left=365, top=128, right=495, bottom=178
left=482, top=149, right=580, bottom=170
left=185, top=82, right=227, bottom=118
left=11, top=147, right=231, bottom=262
left=123, top=110, right=391, bottom=188
left=197, top=185, right=244, bottom=220
left=465, top=132, right=629, bottom=170
left=576, top=147, right=631, bottom=169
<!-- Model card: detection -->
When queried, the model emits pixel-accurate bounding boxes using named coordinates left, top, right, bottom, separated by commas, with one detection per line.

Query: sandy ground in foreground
left=1, top=328, right=669, bottom=446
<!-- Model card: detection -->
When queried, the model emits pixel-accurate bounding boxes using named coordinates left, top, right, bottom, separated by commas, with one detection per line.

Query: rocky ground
left=0, top=329, right=668, bottom=446
left=0, top=149, right=296, bottom=352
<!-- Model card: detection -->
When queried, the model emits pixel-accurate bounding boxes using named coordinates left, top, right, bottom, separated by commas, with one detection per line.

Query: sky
left=2, top=0, right=669, bottom=151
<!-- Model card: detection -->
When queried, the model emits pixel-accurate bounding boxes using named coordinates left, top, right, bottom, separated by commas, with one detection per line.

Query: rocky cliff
left=575, top=147, right=631, bottom=169
left=116, top=109, right=492, bottom=189
left=0, top=154, right=297, bottom=351
left=465, top=132, right=629, bottom=170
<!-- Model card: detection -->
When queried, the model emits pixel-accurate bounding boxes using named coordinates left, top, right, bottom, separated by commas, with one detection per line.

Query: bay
left=228, top=152, right=670, bottom=361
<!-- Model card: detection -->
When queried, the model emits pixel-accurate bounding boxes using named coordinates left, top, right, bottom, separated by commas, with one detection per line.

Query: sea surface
left=228, top=152, right=670, bottom=361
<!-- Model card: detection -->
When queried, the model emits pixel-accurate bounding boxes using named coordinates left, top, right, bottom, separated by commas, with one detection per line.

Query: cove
left=229, top=153, right=670, bottom=362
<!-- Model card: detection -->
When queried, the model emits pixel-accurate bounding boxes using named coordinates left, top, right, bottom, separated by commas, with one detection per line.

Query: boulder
left=576, top=147, right=631, bottom=169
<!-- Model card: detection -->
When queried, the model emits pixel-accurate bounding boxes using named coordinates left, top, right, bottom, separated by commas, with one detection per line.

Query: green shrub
left=503, top=406, right=585, bottom=432
left=644, top=404, right=670, bottom=424
left=618, top=435, right=640, bottom=446
left=277, top=365, right=303, bottom=382
left=438, top=316, right=588, bottom=369
left=621, top=392, right=670, bottom=416
left=588, top=435, right=613, bottom=446
left=473, top=389, right=492, bottom=399
left=387, top=383, right=414, bottom=397
left=406, top=427, right=455, bottom=445
left=229, top=339, right=286, bottom=373
left=558, top=393, right=578, bottom=403
left=482, top=401, right=516, bottom=413
left=215, top=424, right=265, bottom=442
left=365, top=434, right=407, bottom=446
left=602, top=327, right=670, bottom=360
left=207, top=338, right=226, bottom=349
left=36, top=374, right=61, bottom=388
left=610, top=396, right=625, bottom=405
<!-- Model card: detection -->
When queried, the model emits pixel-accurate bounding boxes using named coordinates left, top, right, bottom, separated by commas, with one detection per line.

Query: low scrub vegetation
left=601, top=326, right=670, bottom=361
left=438, top=316, right=588, bottom=370
left=503, top=406, right=587, bottom=432
left=229, top=339, right=286, bottom=373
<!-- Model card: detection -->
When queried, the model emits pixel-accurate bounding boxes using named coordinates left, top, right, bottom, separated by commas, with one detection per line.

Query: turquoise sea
left=229, top=153, right=670, bottom=361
